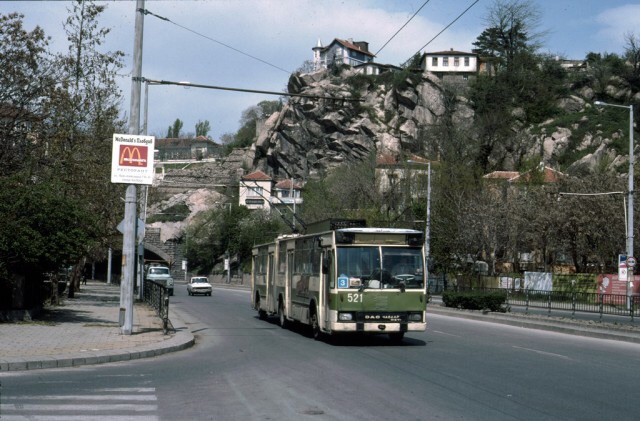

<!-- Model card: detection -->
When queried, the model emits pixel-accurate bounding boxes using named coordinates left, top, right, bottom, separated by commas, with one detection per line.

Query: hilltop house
left=313, top=38, right=375, bottom=70
left=421, top=49, right=479, bottom=83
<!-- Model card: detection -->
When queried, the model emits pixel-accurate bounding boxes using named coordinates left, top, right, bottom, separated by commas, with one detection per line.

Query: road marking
left=3, top=395, right=157, bottom=401
left=512, top=345, right=571, bottom=360
left=432, top=330, right=461, bottom=337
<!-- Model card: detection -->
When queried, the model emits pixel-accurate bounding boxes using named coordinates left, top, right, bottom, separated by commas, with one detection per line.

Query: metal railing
left=434, top=286, right=640, bottom=321
left=143, top=280, right=170, bottom=334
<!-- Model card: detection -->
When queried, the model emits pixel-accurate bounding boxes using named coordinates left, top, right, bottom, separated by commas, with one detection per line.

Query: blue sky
left=2, top=0, right=639, bottom=141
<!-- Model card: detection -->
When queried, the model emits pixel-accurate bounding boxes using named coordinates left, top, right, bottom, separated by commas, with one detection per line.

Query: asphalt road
left=2, top=285, right=639, bottom=420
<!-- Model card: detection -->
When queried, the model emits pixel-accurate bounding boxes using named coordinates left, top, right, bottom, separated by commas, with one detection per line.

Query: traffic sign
left=628, top=257, right=636, bottom=268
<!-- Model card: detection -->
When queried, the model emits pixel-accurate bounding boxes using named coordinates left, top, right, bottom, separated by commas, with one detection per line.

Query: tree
left=624, top=32, right=640, bottom=90
left=0, top=3, right=125, bottom=303
left=167, top=118, right=183, bottom=138
left=184, top=204, right=283, bottom=274
left=195, top=119, right=211, bottom=138
left=473, top=0, right=545, bottom=72
left=0, top=13, right=55, bottom=179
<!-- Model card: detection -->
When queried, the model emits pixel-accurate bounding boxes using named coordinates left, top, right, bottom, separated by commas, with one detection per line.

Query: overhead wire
left=140, top=8, right=291, bottom=75
left=374, top=0, right=431, bottom=57
left=411, top=0, right=481, bottom=57
left=138, top=77, right=364, bottom=102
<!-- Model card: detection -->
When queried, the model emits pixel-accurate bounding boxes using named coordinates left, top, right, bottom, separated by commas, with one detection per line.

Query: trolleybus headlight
left=338, top=312, right=354, bottom=321
left=408, top=312, right=422, bottom=322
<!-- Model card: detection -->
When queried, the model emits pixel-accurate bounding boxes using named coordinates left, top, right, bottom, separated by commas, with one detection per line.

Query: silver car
left=187, top=276, right=213, bottom=296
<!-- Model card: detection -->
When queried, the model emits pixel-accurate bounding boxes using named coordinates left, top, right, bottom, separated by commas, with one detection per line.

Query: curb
left=428, top=305, right=640, bottom=344
left=0, top=309, right=195, bottom=373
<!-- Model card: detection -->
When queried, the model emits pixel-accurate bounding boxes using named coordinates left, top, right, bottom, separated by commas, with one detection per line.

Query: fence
left=443, top=286, right=639, bottom=321
left=143, top=280, right=170, bottom=334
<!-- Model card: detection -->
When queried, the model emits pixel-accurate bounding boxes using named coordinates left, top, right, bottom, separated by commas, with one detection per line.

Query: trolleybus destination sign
left=111, top=133, right=155, bottom=185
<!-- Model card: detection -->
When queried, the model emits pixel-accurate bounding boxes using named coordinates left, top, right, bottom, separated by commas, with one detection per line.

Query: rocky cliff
left=249, top=66, right=636, bottom=179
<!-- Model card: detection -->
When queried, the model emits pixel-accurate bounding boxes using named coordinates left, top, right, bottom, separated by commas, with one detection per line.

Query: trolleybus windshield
left=336, top=246, right=424, bottom=289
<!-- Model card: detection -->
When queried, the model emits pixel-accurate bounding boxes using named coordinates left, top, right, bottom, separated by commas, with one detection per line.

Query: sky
left=3, top=0, right=640, bottom=141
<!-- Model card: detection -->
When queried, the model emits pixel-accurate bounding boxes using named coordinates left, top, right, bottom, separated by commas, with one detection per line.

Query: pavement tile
left=0, top=280, right=194, bottom=372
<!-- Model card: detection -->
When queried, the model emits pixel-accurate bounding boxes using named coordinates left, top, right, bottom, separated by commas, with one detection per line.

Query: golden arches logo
left=119, top=145, right=147, bottom=167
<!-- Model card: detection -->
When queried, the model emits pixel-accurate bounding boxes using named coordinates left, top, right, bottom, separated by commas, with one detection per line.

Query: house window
left=443, top=57, right=449, bottom=67
left=247, top=186, right=263, bottom=197
left=464, top=56, right=470, bottom=66
left=432, top=57, right=438, bottom=67
left=454, top=57, right=459, bottom=67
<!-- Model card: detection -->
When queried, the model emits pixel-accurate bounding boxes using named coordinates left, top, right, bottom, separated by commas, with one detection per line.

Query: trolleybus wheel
left=310, top=308, right=321, bottom=340
left=278, top=300, right=288, bottom=328
left=256, top=295, right=267, bottom=320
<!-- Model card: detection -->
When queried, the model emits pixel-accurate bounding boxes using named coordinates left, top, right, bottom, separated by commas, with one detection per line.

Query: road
left=1, top=285, right=639, bottom=420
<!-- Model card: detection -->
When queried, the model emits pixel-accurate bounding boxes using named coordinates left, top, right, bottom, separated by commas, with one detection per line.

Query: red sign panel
left=118, top=145, right=148, bottom=167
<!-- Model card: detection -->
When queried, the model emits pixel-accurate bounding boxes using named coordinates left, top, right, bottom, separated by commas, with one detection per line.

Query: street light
left=595, top=100, right=635, bottom=309
left=407, top=160, right=431, bottom=288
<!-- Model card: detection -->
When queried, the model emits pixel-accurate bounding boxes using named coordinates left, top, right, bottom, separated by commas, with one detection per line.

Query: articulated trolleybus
left=251, top=220, right=427, bottom=342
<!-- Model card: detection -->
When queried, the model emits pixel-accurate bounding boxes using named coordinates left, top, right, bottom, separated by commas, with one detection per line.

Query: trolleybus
left=251, top=220, right=427, bottom=342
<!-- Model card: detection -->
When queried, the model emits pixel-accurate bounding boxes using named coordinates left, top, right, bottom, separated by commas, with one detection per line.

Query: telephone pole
left=120, top=0, right=145, bottom=335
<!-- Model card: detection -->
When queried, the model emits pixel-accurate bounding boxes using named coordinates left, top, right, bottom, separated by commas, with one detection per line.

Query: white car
left=187, top=276, right=213, bottom=296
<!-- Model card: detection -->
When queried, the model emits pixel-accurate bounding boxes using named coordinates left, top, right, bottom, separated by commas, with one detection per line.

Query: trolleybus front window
left=336, top=246, right=424, bottom=289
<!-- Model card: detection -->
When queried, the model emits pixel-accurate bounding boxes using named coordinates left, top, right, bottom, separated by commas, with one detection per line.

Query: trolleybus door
left=267, top=252, right=275, bottom=313
left=322, top=249, right=333, bottom=327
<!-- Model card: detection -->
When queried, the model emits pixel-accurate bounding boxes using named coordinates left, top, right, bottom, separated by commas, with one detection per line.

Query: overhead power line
left=140, top=8, right=291, bottom=75
left=374, top=0, right=431, bottom=57
left=411, top=0, right=481, bottom=57
left=137, top=77, right=364, bottom=102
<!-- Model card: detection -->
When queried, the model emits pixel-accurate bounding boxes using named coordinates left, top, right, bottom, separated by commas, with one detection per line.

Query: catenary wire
left=140, top=8, right=291, bottom=75
left=411, top=0, right=481, bottom=57
left=138, top=77, right=364, bottom=102
left=374, top=0, right=431, bottom=57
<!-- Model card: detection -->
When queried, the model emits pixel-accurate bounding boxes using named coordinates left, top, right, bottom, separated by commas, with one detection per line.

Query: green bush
left=442, top=291, right=507, bottom=312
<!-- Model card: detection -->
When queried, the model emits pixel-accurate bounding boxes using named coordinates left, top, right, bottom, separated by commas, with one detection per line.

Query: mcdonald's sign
left=111, top=134, right=155, bottom=185
left=119, top=145, right=148, bottom=167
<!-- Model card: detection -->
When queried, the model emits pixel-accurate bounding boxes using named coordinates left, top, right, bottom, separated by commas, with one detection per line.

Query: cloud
left=596, top=4, right=640, bottom=45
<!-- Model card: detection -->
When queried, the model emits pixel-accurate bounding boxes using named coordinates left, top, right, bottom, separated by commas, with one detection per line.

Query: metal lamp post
left=407, top=160, right=431, bottom=287
left=595, top=101, right=635, bottom=309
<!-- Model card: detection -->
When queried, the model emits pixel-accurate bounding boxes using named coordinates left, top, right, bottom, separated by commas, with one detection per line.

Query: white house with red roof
left=239, top=170, right=273, bottom=210
left=239, top=171, right=304, bottom=211
left=313, top=38, right=375, bottom=70
left=421, top=48, right=478, bottom=83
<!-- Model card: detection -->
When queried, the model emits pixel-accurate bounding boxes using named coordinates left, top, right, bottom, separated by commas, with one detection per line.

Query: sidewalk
left=0, top=280, right=194, bottom=372
left=428, top=297, right=640, bottom=344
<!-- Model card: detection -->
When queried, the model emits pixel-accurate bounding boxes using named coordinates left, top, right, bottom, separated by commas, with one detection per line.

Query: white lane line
left=512, top=345, right=571, bottom=360
left=432, top=330, right=461, bottom=337
left=0, top=403, right=158, bottom=411
left=3, top=395, right=157, bottom=401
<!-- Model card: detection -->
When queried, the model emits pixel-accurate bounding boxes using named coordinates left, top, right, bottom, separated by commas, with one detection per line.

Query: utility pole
left=120, top=0, right=145, bottom=335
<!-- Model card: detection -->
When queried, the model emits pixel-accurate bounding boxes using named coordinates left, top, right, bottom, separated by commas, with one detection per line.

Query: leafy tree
left=0, top=3, right=125, bottom=303
left=223, top=101, right=283, bottom=155
left=473, top=0, right=545, bottom=72
left=184, top=204, right=283, bottom=274
left=0, top=13, right=55, bottom=179
left=167, top=118, right=183, bottom=138
left=195, top=119, right=211, bottom=138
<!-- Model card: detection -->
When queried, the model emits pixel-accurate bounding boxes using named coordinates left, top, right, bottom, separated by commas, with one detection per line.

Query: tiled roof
left=274, top=179, right=303, bottom=189
left=483, top=167, right=565, bottom=183
left=426, top=49, right=476, bottom=56
left=242, top=170, right=272, bottom=181
left=333, top=38, right=375, bottom=57
left=483, top=171, right=520, bottom=180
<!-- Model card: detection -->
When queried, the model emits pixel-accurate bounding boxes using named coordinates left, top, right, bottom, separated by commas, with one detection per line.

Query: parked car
left=146, top=265, right=174, bottom=296
left=187, top=276, right=213, bottom=296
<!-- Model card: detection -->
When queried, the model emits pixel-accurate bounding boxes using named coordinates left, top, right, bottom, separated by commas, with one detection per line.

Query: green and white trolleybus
left=251, top=220, right=427, bottom=342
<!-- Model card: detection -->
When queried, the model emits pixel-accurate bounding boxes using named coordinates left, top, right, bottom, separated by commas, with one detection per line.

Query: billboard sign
left=111, top=134, right=155, bottom=185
